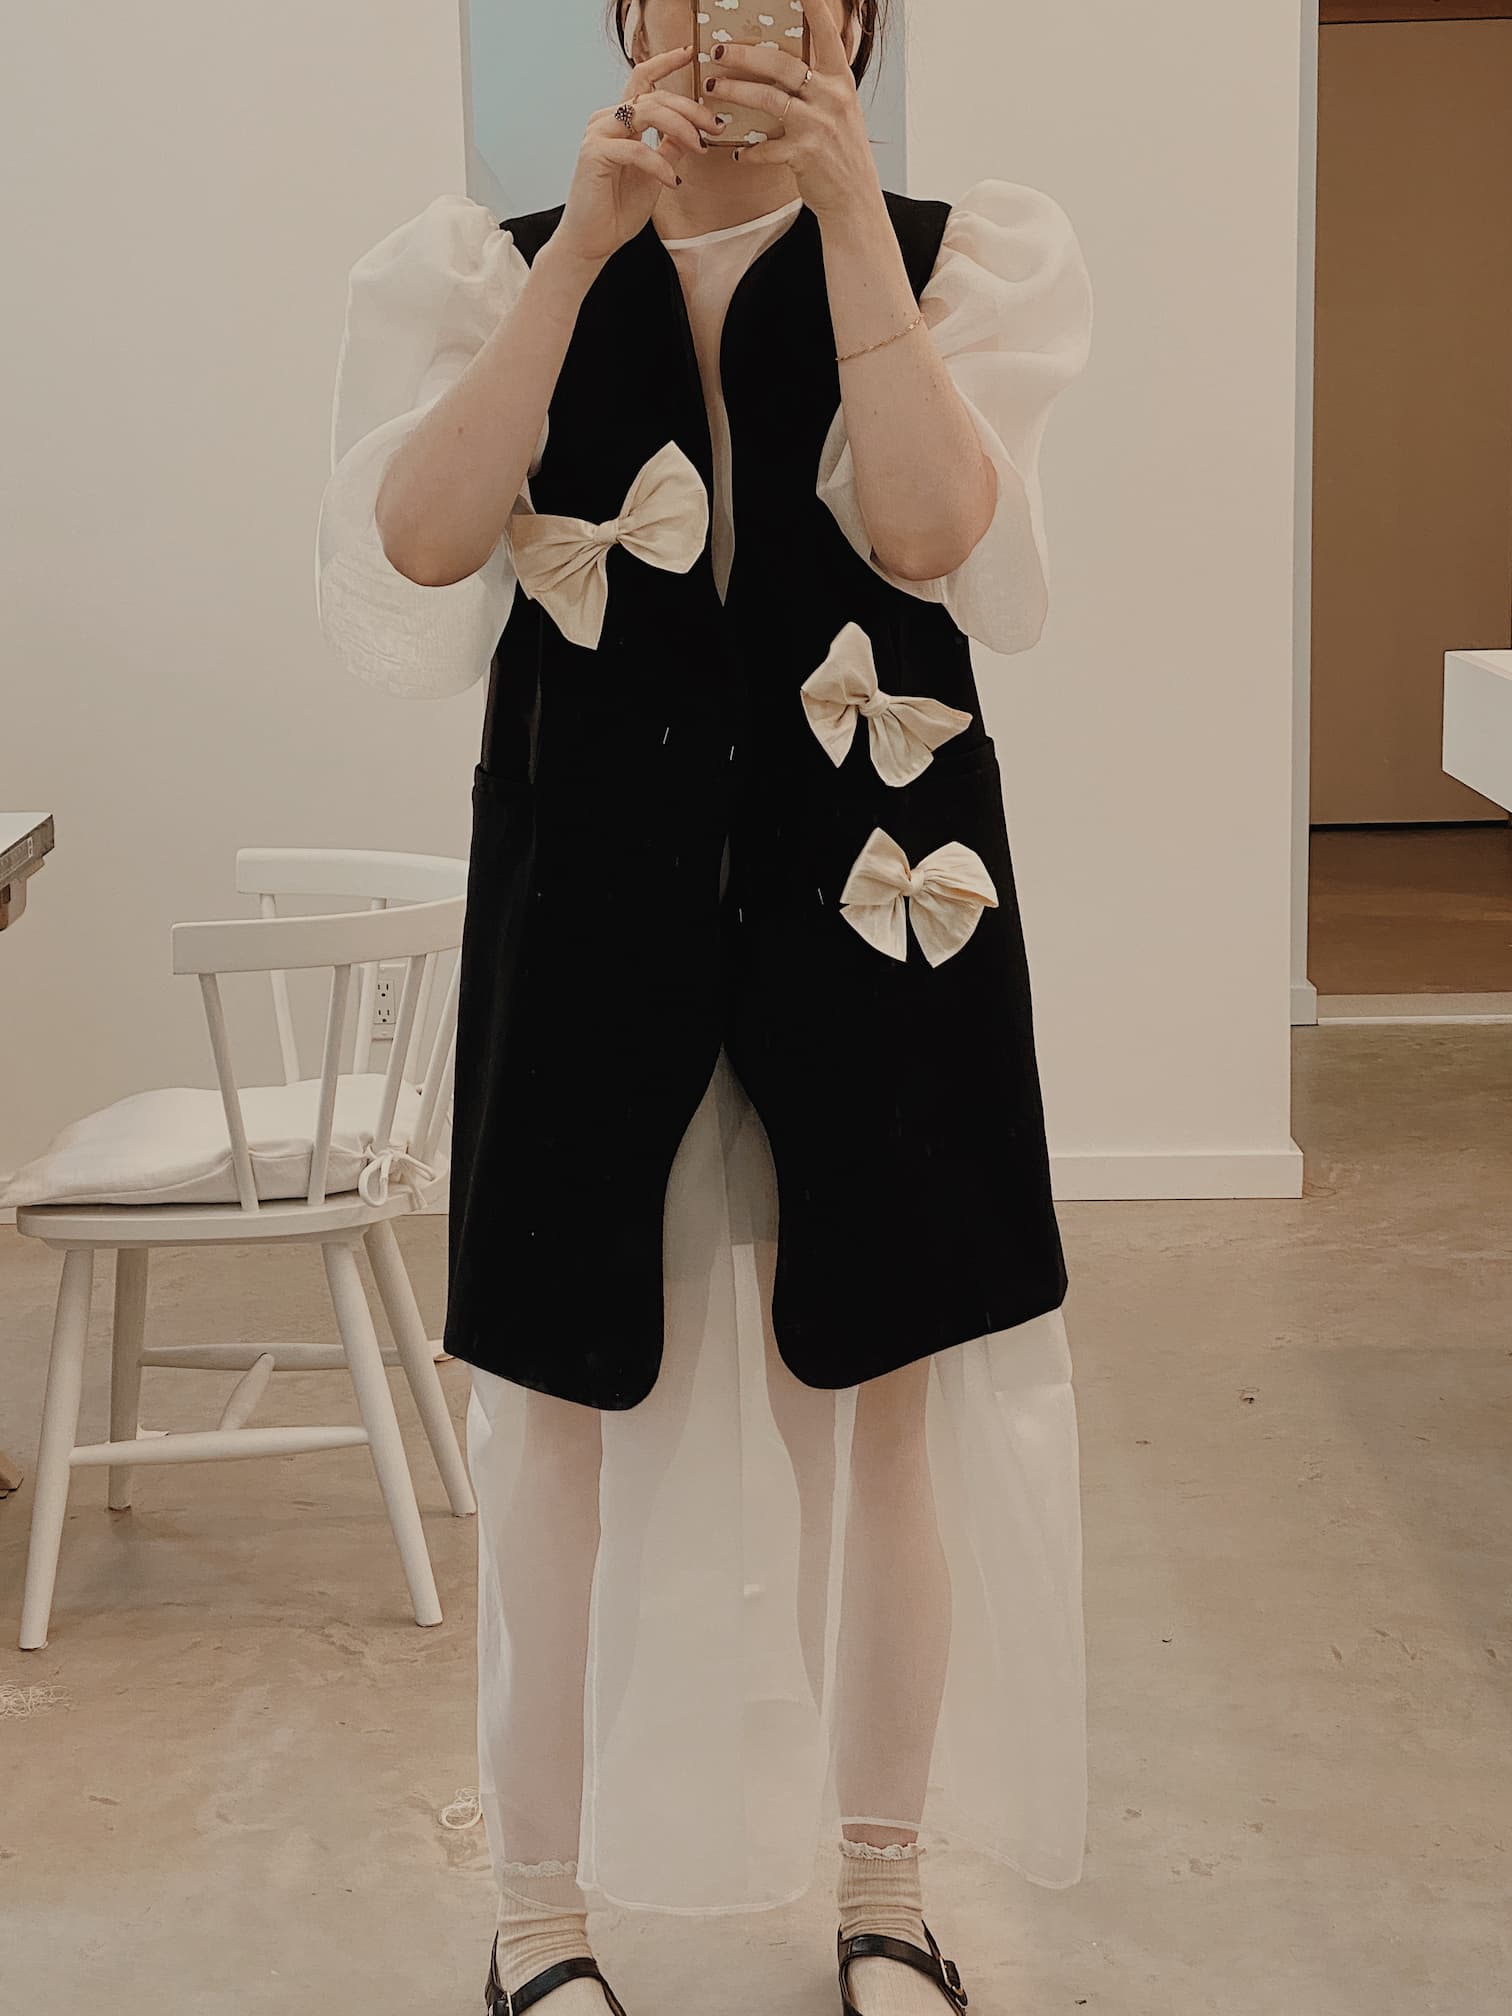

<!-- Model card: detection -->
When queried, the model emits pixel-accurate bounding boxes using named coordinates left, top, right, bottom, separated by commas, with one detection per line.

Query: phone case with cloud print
left=692, top=1, right=812, bottom=147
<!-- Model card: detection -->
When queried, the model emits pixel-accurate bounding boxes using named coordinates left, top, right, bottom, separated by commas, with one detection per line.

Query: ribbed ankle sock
left=837, top=1841, right=951, bottom=2016
left=494, top=1862, right=605, bottom=2014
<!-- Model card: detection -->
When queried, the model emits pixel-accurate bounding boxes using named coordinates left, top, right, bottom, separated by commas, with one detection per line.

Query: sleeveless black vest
left=442, top=191, right=1068, bottom=1408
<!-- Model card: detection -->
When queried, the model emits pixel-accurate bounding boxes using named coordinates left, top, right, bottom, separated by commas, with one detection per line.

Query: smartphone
left=691, top=2, right=812, bottom=148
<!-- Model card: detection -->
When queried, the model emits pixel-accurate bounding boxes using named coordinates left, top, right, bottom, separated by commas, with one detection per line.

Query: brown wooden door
left=1311, top=14, right=1512, bottom=823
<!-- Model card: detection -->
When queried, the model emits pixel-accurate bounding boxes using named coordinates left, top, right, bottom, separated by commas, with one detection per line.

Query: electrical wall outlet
left=372, top=962, right=406, bottom=1036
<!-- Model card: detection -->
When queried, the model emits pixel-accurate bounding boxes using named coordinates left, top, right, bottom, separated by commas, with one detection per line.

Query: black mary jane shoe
left=837, top=1922, right=970, bottom=2016
left=485, top=1936, right=630, bottom=2016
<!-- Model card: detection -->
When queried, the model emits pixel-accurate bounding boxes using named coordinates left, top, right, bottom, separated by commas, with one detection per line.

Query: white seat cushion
left=0, top=1074, right=436, bottom=1210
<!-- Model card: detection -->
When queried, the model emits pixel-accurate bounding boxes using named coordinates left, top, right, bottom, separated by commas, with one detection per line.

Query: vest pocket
left=465, top=761, right=536, bottom=943
left=472, top=757, right=529, bottom=801
left=886, top=733, right=1007, bottom=838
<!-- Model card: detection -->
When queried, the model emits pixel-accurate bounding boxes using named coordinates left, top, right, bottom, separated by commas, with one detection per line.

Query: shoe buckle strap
left=486, top=1940, right=508, bottom=2016
left=841, top=1930, right=969, bottom=2014
left=926, top=1925, right=969, bottom=2011
left=486, top=1936, right=511, bottom=2016
left=487, top=1949, right=624, bottom=2016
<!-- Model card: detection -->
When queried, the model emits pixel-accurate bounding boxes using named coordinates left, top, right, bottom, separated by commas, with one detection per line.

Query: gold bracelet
left=835, top=310, right=922, bottom=365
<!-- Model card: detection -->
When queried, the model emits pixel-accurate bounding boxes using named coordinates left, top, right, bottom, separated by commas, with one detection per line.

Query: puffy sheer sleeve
left=314, top=193, right=545, bottom=699
left=816, top=178, right=1093, bottom=657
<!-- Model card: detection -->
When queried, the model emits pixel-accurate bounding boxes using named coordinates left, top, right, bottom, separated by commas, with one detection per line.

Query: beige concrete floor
left=1, top=1025, right=1508, bottom=2015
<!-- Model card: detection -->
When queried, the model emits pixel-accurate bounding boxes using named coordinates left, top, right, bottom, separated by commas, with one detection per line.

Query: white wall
left=906, top=0, right=1304, bottom=1197
left=2, top=0, right=1302, bottom=1203
left=1, top=2, right=484, bottom=1183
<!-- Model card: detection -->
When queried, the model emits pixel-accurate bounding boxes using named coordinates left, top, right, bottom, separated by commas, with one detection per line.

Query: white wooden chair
left=15, top=847, right=476, bottom=1651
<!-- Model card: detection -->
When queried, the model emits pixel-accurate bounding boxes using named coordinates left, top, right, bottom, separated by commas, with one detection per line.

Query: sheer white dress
left=315, top=180, right=1094, bottom=1917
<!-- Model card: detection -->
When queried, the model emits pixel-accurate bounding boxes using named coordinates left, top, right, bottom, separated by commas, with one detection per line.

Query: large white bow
left=839, top=828, right=998, bottom=968
left=800, top=621, right=973, bottom=787
left=507, top=439, right=708, bottom=650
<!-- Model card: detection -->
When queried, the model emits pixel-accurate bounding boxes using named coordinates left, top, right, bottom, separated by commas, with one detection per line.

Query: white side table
left=1443, top=650, right=1512, bottom=810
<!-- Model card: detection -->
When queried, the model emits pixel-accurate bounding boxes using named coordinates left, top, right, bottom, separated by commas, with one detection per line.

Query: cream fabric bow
left=357, top=1144, right=438, bottom=1208
left=839, top=828, right=999, bottom=968
left=507, top=439, right=708, bottom=650
left=800, top=622, right=973, bottom=787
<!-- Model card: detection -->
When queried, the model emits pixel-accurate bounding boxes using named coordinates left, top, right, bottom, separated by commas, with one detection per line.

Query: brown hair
left=606, top=1, right=892, bottom=88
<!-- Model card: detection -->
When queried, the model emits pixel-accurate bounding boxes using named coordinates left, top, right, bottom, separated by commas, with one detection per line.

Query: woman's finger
left=587, top=110, right=692, bottom=159
left=588, top=90, right=706, bottom=138
left=795, top=0, right=847, bottom=71
left=640, top=88, right=724, bottom=134
left=592, top=96, right=709, bottom=157
left=586, top=100, right=695, bottom=151
left=702, top=76, right=796, bottom=123
left=706, top=40, right=811, bottom=91
left=596, top=134, right=681, bottom=190
left=634, top=88, right=722, bottom=144
left=627, top=40, right=696, bottom=90
left=588, top=124, right=697, bottom=177
left=638, top=108, right=706, bottom=153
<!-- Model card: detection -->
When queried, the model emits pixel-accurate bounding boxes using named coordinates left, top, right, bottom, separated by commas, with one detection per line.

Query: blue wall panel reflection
left=463, top=2, right=907, bottom=217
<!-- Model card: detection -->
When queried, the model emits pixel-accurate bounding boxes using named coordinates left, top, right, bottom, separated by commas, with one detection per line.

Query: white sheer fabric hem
left=468, top=1049, right=1087, bottom=1918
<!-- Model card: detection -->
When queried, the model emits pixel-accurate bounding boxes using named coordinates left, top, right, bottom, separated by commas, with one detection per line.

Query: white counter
left=1443, top=650, right=1512, bottom=812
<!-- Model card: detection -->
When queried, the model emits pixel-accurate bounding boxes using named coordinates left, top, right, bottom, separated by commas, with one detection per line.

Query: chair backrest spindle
left=352, top=896, right=388, bottom=1075
left=404, top=952, right=438, bottom=1086
left=308, top=963, right=355, bottom=1206
left=412, top=955, right=461, bottom=1171
left=198, top=972, right=261, bottom=1212
left=259, top=892, right=301, bottom=1085
left=371, top=954, right=427, bottom=1159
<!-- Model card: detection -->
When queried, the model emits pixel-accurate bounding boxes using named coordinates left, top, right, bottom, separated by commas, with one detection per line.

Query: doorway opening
left=1301, top=1, right=1512, bottom=1025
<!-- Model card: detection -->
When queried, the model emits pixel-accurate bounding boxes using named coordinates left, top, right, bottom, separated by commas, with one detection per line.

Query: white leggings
left=468, top=1239, right=952, bottom=1897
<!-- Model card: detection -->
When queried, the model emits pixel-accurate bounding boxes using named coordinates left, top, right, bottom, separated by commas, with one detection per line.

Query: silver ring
left=613, top=101, right=636, bottom=132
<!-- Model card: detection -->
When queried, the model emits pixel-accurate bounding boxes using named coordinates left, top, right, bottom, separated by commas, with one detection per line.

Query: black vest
left=442, top=191, right=1068, bottom=1408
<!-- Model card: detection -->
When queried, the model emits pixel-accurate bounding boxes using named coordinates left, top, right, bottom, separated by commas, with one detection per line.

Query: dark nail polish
left=704, top=77, right=715, bottom=91
left=675, top=174, right=683, bottom=185
left=714, top=43, right=724, bottom=58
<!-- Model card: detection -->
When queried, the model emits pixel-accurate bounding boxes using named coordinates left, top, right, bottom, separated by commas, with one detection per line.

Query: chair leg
left=108, top=1248, right=149, bottom=1512
left=20, top=1247, right=95, bottom=1651
left=364, top=1221, right=475, bottom=1518
left=322, top=1239, right=442, bottom=1628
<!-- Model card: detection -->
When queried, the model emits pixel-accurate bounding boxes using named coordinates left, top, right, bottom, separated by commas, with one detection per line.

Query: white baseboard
left=1291, top=979, right=1319, bottom=1026
left=1050, top=1143, right=1305, bottom=1201
left=1317, top=992, right=1512, bottom=1025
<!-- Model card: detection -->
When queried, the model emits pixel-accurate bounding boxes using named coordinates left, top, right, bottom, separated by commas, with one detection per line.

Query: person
left=315, top=2, right=1094, bottom=2010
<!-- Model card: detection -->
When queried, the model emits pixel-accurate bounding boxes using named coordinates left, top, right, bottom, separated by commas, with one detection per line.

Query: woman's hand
left=555, top=43, right=723, bottom=268
left=703, top=0, right=879, bottom=219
